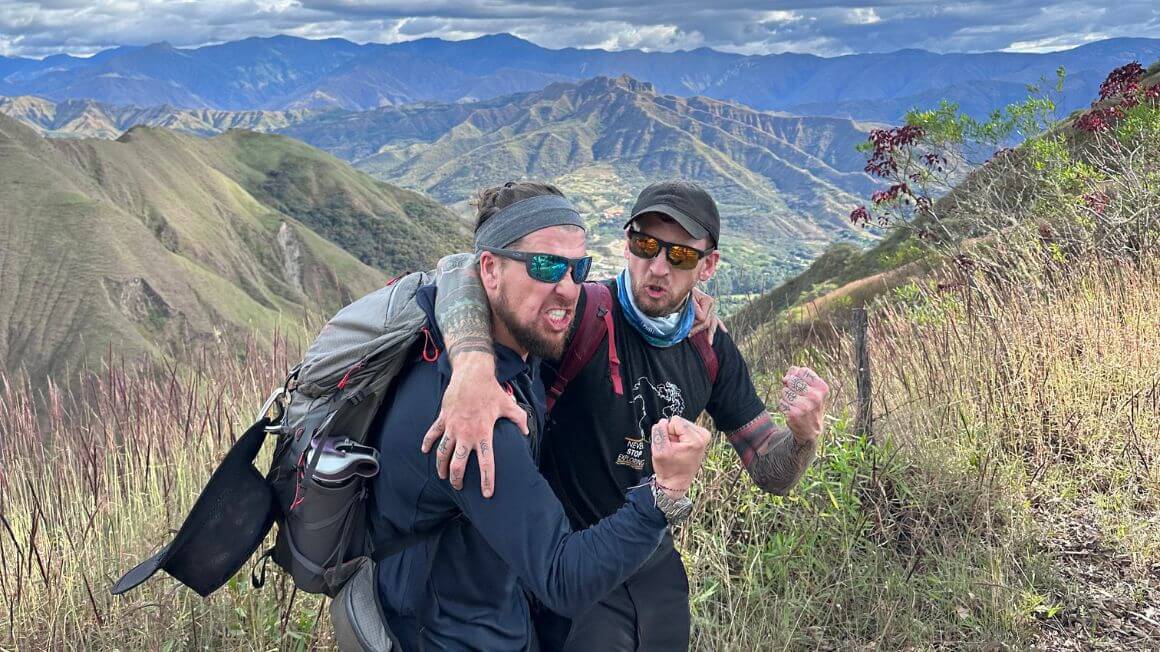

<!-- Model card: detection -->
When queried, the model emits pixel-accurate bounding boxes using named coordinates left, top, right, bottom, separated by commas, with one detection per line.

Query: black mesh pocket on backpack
left=273, top=474, right=369, bottom=596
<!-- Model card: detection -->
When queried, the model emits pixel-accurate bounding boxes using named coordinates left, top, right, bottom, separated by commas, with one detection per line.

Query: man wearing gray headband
left=366, top=181, right=713, bottom=650
left=425, top=179, right=829, bottom=651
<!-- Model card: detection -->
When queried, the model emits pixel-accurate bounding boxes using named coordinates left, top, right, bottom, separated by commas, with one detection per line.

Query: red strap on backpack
left=690, top=329, right=719, bottom=386
left=547, top=283, right=621, bottom=412
left=545, top=283, right=720, bottom=413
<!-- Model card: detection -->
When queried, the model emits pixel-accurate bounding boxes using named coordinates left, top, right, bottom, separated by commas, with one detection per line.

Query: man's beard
left=494, top=291, right=567, bottom=360
left=631, top=274, right=691, bottom=318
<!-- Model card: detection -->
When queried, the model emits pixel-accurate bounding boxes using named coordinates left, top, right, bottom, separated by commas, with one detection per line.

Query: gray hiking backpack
left=111, top=265, right=449, bottom=605
left=258, top=267, right=445, bottom=597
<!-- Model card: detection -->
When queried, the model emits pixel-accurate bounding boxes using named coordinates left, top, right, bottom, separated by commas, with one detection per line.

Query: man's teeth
left=548, top=310, right=566, bottom=320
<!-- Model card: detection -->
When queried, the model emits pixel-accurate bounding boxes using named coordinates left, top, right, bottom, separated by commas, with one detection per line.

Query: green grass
left=690, top=251, right=1158, bottom=649
left=2, top=249, right=1155, bottom=650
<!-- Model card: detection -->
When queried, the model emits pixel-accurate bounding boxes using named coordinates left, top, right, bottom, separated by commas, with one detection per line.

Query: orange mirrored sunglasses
left=627, top=231, right=711, bottom=270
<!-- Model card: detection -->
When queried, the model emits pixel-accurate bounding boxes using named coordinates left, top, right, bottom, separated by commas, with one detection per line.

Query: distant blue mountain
left=2, top=34, right=1157, bottom=121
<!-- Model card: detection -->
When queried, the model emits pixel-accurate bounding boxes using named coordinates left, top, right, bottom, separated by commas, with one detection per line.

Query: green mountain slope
left=2, top=78, right=880, bottom=286
left=0, top=115, right=467, bottom=379
left=729, top=63, right=1160, bottom=338
left=349, top=76, right=880, bottom=281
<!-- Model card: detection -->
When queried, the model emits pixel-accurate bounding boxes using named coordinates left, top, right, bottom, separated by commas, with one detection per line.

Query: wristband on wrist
left=647, top=475, right=693, bottom=526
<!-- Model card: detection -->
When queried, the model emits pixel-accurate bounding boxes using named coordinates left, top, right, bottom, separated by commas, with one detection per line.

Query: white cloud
left=758, top=10, right=801, bottom=23
left=1005, top=32, right=1110, bottom=53
left=0, top=0, right=1157, bottom=59
left=845, top=8, right=881, bottom=25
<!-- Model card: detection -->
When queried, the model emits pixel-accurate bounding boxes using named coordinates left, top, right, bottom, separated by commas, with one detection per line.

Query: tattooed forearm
left=726, top=412, right=817, bottom=495
left=434, top=253, right=496, bottom=362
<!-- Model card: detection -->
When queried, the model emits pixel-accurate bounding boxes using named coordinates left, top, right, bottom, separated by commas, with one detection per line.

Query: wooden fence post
left=853, top=307, right=874, bottom=442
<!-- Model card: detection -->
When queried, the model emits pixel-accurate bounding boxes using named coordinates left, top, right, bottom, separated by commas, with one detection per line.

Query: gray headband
left=473, top=194, right=586, bottom=250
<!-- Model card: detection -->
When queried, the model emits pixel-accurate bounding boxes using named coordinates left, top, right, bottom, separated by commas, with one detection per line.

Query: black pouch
left=112, top=419, right=277, bottom=597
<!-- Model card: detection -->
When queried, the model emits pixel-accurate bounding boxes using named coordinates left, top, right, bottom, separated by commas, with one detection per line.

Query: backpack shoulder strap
left=546, top=282, right=622, bottom=412
left=690, top=329, right=719, bottom=386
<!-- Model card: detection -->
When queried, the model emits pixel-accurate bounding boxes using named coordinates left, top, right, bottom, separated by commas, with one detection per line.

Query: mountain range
left=1, top=76, right=880, bottom=282
left=2, top=34, right=1159, bottom=122
left=345, top=76, right=879, bottom=277
left=0, top=115, right=468, bottom=379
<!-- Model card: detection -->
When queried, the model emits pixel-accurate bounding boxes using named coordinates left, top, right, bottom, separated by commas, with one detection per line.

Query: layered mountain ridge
left=3, top=34, right=1158, bottom=121
left=1, top=76, right=881, bottom=281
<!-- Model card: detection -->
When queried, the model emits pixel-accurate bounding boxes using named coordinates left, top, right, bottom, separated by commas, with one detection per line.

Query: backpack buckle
left=257, top=387, right=286, bottom=431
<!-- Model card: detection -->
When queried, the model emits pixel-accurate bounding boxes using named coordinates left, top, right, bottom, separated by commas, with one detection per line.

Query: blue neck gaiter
left=616, top=267, right=694, bottom=348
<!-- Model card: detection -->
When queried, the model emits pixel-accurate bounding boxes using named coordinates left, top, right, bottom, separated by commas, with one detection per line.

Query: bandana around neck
left=616, top=267, right=694, bottom=348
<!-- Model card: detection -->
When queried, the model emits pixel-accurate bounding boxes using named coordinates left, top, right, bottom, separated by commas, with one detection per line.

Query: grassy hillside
left=211, top=129, right=471, bottom=273
left=698, top=253, right=1158, bottom=648
left=0, top=115, right=467, bottom=380
left=697, top=64, right=1160, bottom=647
left=0, top=228, right=1153, bottom=651
left=731, top=63, right=1160, bottom=337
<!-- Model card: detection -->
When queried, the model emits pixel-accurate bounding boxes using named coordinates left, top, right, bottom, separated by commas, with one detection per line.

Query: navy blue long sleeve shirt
left=369, top=286, right=668, bottom=651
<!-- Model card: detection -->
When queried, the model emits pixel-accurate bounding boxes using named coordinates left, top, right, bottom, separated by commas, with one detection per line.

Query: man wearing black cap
left=426, top=180, right=830, bottom=650
left=365, top=181, right=715, bottom=650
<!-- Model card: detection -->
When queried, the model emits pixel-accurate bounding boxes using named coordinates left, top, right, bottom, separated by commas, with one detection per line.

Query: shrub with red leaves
left=1098, top=62, right=1144, bottom=101
left=849, top=205, right=871, bottom=227
left=1078, top=62, right=1154, bottom=133
left=864, top=125, right=926, bottom=177
left=1077, top=110, right=1112, bottom=133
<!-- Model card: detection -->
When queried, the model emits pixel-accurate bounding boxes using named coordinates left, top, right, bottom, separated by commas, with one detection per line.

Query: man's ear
left=479, top=252, right=503, bottom=291
left=699, top=250, right=720, bottom=283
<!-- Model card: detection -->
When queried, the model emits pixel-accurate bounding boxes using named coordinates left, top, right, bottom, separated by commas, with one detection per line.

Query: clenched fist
left=778, top=366, right=829, bottom=444
left=650, top=416, right=712, bottom=497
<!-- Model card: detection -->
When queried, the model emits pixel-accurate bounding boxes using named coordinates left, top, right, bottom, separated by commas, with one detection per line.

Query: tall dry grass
left=1, top=251, right=1156, bottom=650
left=681, top=250, right=1158, bottom=649
left=0, top=338, right=331, bottom=650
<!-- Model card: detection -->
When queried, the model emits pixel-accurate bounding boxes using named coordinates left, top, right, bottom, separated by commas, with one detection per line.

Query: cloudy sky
left=1, top=1, right=1157, bottom=59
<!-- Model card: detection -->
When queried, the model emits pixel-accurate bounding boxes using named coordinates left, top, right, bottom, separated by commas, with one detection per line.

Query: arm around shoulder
left=446, top=421, right=667, bottom=617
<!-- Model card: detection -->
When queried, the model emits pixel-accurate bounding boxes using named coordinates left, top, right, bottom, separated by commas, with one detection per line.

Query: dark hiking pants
left=535, top=547, right=690, bottom=652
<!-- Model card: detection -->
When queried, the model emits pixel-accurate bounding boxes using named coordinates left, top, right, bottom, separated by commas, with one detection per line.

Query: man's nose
left=648, top=251, right=670, bottom=276
left=553, top=273, right=581, bottom=302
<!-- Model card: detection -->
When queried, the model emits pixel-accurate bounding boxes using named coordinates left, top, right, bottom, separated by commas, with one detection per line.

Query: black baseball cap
left=624, top=180, right=720, bottom=247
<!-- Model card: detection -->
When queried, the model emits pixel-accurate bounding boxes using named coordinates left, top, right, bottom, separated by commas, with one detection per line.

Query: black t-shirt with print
left=539, top=278, right=767, bottom=530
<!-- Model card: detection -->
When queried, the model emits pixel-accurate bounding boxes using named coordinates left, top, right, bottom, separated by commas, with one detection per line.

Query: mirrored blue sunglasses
left=479, top=246, right=593, bottom=284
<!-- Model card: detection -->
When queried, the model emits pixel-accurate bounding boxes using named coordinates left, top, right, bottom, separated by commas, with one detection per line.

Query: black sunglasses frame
left=478, top=245, right=593, bottom=284
left=627, top=230, right=713, bottom=270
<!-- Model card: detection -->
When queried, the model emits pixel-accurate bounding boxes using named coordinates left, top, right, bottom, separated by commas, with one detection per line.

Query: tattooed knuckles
left=650, top=416, right=710, bottom=494
left=777, top=365, right=828, bottom=443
